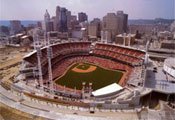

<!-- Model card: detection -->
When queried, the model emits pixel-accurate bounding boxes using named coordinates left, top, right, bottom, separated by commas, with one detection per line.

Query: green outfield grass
left=55, top=63, right=123, bottom=90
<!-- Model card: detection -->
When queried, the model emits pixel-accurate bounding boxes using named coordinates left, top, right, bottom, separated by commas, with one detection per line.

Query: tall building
left=10, top=20, right=22, bottom=35
left=54, top=6, right=61, bottom=31
left=44, top=9, right=53, bottom=32
left=58, top=8, right=68, bottom=32
left=66, top=11, right=72, bottom=34
left=123, top=14, right=128, bottom=33
left=116, top=11, right=128, bottom=34
left=101, top=11, right=128, bottom=42
left=88, top=18, right=101, bottom=38
left=78, top=12, right=88, bottom=23
left=44, top=9, right=50, bottom=22
left=51, top=16, right=56, bottom=30
left=102, top=13, right=118, bottom=42
left=70, top=15, right=80, bottom=35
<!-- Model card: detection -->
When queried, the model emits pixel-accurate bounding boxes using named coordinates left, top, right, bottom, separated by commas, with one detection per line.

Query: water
left=0, top=20, right=43, bottom=27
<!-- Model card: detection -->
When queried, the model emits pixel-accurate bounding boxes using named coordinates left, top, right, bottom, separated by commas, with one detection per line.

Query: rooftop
left=145, top=61, right=175, bottom=94
left=92, top=83, right=123, bottom=97
left=164, top=57, right=175, bottom=68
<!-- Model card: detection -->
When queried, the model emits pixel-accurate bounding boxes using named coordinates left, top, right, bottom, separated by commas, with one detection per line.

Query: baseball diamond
left=55, top=63, right=124, bottom=90
left=72, top=63, right=97, bottom=73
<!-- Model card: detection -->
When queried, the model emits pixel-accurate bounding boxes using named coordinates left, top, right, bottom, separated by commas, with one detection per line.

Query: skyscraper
left=44, top=10, right=53, bottom=32
left=123, top=14, right=128, bottom=33
left=44, top=9, right=50, bottom=22
left=78, top=12, right=88, bottom=23
left=66, top=11, right=72, bottom=32
left=59, top=8, right=68, bottom=32
left=116, top=11, right=128, bottom=34
left=54, top=6, right=61, bottom=31
left=88, top=18, right=101, bottom=38
left=53, top=6, right=73, bottom=33
left=102, top=13, right=119, bottom=42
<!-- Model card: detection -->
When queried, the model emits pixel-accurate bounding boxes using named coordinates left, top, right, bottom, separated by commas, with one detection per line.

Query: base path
left=118, top=71, right=127, bottom=86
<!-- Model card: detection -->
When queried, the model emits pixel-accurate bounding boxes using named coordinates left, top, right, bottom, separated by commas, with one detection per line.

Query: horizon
left=0, top=18, right=175, bottom=21
left=0, top=18, right=174, bottom=27
left=0, top=0, right=174, bottom=21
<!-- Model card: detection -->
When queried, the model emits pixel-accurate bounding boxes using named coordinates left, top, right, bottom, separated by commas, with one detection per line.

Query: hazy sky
left=0, top=0, right=174, bottom=20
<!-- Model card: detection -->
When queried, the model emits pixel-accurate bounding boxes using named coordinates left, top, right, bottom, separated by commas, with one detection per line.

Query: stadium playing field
left=55, top=63, right=124, bottom=90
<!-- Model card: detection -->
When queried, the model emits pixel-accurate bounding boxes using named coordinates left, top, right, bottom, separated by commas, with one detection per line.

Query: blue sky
left=0, top=0, right=174, bottom=20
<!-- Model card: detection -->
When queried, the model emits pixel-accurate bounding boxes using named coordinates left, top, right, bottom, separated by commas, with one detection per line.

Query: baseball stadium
left=18, top=41, right=145, bottom=100
left=3, top=38, right=175, bottom=120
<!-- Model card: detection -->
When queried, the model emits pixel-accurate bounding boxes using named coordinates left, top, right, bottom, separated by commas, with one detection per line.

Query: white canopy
left=92, top=83, right=123, bottom=97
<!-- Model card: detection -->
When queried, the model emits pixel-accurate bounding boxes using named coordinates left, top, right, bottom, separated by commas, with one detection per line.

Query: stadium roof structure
left=92, top=83, right=123, bottom=97
left=23, top=49, right=37, bottom=58
left=21, top=35, right=29, bottom=39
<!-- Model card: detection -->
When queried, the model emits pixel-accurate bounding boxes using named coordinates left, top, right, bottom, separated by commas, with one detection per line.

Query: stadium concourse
left=17, top=42, right=145, bottom=98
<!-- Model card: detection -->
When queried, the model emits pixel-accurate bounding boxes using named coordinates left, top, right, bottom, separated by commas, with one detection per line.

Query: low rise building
left=160, top=40, right=175, bottom=49
left=115, top=34, right=135, bottom=46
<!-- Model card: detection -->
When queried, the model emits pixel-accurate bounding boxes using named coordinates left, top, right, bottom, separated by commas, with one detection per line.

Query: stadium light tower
left=33, top=29, right=44, bottom=91
left=47, top=32, right=54, bottom=94
left=123, top=33, right=126, bottom=46
left=44, top=31, right=47, bottom=46
left=128, top=33, right=131, bottom=46
left=101, top=31, right=104, bottom=42
left=144, top=40, right=150, bottom=65
left=105, top=31, right=108, bottom=43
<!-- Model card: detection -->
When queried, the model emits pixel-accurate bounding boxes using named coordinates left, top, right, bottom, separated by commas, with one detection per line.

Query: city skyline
left=0, top=0, right=174, bottom=21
